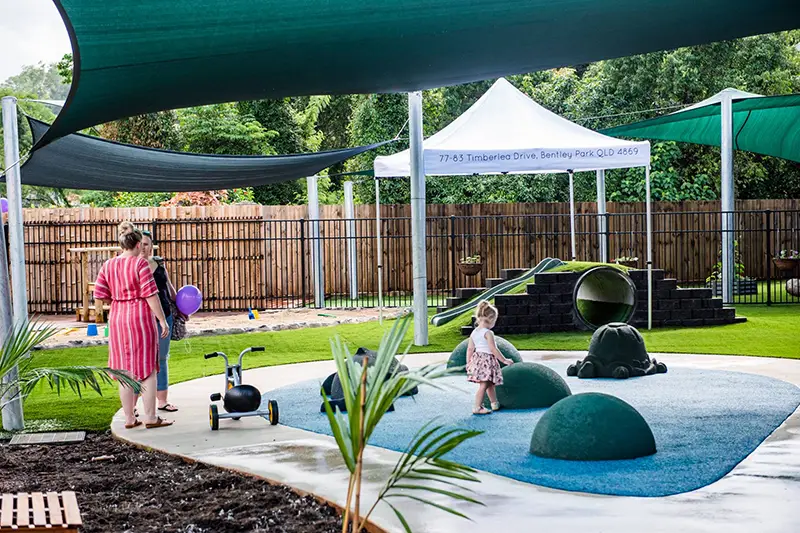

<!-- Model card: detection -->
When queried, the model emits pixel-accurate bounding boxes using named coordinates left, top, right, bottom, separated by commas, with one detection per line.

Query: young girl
left=467, top=301, right=514, bottom=415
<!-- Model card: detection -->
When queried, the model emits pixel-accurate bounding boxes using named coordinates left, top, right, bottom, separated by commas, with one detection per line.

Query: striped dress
left=94, top=255, right=159, bottom=381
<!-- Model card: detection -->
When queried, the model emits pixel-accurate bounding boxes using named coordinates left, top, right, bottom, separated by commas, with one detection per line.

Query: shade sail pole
left=568, top=170, right=577, bottom=261
left=409, top=91, right=428, bottom=346
left=343, top=181, right=358, bottom=302
left=375, top=177, right=383, bottom=324
left=1, top=96, right=26, bottom=430
left=306, top=176, right=324, bottom=308
left=720, top=92, right=735, bottom=304
left=645, top=165, right=653, bottom=331
left=596, top=169, right=607, bottom=263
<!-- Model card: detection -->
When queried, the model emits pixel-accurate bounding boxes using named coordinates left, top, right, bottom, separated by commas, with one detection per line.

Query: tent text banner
left=424, top=144, right=651, bottom=175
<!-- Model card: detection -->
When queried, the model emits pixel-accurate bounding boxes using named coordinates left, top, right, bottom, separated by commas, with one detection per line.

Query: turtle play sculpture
left=566, top=322, right=667, bottom=379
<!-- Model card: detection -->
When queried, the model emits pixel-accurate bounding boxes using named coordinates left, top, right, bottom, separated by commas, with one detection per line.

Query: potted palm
left=1, top=319, right=140, bottom=429
left=457, top=254, right=483, bottom=276
left=773, top=250, right=799, bottom=272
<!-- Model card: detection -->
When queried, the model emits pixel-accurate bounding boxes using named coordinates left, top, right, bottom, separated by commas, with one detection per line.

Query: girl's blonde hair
left=117, top=221, right=142, bottom=250
left=474, top=300, right=498, bottom=323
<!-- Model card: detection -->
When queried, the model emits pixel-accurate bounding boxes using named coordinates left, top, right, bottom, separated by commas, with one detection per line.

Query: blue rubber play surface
left=264, top=362, right=800, bottom=497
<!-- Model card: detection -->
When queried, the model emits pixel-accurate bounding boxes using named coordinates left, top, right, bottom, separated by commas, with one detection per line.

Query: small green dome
left=491, top=362, right=571, bottom=409
left=530, top=392, right=656, bottom=460
left=447, top=336, right=522, bottom=372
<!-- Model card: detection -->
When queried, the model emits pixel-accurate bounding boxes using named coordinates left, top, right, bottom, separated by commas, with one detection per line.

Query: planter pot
left=458, top=263, right=483, bottom=276
left=773, top=257, right=800, bottom=272
left=708, top=279, right=758, bottom=297
left=615, top=260, right=638, bottom=269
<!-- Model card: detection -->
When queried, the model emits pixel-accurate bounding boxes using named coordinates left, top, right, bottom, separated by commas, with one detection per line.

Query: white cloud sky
left=0, top=0, right=71, bottom=81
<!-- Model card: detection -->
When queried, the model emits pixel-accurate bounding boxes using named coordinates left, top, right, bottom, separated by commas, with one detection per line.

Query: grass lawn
left=6, top=304, right=799, bottom=433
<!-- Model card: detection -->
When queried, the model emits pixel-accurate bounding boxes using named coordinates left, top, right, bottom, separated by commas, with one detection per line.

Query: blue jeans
left=156, top=315, right=173, bottom=392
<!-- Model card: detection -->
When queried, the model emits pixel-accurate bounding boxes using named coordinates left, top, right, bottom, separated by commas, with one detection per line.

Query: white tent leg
left=375, top=177, right=383, bottom=324
left=306, top=176, right=324, bottom=308
left=1, top=96, right=25, bottom=430
left=596, top=169, right=607, bottom=263
left=568, top=171, right=577, bottom=261
left=409, top=91, right=428, bottom=345
left=645, top=165, right=653, bottom=331
left=720, top=92, right=735, bottom=304
left=343, top=181, right=358, bottom=302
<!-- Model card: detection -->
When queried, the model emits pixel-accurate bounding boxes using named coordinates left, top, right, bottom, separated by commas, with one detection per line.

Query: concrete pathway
left=112, top=351, right=800, bottom=533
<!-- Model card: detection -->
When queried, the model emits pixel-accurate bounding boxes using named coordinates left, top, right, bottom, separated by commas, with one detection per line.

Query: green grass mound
left=530, top=392, right=656, bottom=460
left=493, top=362, right=571, bottom=409
left=447, top=336, right=522, bottom=372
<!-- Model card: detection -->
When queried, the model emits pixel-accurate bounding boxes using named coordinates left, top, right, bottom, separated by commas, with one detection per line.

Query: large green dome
left=530, top=392, right=656, bottom=460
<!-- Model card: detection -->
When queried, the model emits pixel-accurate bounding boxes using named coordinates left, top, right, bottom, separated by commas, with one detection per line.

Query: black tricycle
left=205, top=346, right=279, bottom=430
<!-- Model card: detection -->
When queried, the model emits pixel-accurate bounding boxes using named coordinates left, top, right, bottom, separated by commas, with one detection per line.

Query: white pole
left=375, top=177, right=383, bottom=324
left=408, top=91, right=428, bottom=346
left=306, top=176, right=324, bottom=308
left=1, top=96, right=26, bottom=429
left=720, top=92, right=735, bottom=304
left=343, top=181, right=358, bottom=302
left=645, top=165, right=653, bottom=331
left=568, top=170, right=577, bottom=261
left=596, top=169, right=608, bottom=263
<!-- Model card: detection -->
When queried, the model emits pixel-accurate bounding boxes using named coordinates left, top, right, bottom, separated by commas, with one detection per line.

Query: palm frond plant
left=321, top=315, right=484, bottom=533
left=0, top=319, right=141, bottom=417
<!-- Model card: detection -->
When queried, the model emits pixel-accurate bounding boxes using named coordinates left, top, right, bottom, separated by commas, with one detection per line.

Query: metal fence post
left=449, top=216, right=456, bottom=296
left=299, top=219, right=306, bottom=308
left=765, top=210, right=772, bottom=306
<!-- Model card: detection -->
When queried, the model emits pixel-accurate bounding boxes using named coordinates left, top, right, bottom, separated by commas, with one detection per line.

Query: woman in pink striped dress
left=94, top=223, right=172, bottom=429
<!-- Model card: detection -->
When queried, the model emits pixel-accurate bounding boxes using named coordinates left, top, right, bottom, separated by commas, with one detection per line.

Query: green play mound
left=492, top=362, right=571, bottom=409
left=447, top=336, right=522, bottom=372
left=530, top=392, right=656, bottom=460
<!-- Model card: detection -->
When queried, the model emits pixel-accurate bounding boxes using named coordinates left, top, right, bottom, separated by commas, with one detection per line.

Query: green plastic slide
left=430, top=257, right=564, bottom=326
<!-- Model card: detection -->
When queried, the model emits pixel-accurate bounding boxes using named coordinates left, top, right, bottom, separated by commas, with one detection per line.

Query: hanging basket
left=457, top=262, right=483, bottom=276
left=773, top=257, right=800, bottom=272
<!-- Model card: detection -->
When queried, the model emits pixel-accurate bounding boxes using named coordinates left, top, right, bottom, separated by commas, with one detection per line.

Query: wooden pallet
left=0, top=491, right=82, bottom=532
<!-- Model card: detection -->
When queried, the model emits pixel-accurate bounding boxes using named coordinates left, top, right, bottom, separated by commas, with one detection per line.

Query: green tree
left=1, top=62, right=70, bottom=100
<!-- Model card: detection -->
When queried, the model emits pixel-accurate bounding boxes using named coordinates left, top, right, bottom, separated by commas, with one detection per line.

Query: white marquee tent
left=373, top=78, right=656, bottom=328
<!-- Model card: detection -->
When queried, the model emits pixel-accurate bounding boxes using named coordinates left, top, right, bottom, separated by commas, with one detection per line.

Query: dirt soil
left=0, top=432, right=343, bottom=533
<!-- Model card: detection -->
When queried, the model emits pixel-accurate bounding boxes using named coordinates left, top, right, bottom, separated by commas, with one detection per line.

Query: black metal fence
left=21, top=209, right=800, bottom=314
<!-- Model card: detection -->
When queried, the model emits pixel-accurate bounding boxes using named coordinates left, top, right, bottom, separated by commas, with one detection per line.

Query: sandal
left=158, top=403, right=179, bottom=413
left=145, top=417, right=174, bottom=429
left=472, top=407, right=492, bottom=415
left=124, top=420, right=142, bottom=429
left=491, top=402, right=501, bottom=411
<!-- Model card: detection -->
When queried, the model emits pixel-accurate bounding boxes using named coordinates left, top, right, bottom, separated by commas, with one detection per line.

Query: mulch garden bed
left=0, top=432, right=343, bottom=532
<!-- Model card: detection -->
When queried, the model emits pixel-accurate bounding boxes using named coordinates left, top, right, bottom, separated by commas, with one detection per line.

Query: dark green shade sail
left=602, top=94, right=800, bottom=163
left=40, top=0, right=800, bottom=148
left=7, top=118, right=388, bottom=192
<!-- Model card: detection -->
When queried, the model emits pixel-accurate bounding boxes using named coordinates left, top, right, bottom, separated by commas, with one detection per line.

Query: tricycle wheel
left=209, top=404, right=219, bottom=431
left=268, top=400, right=279, bottom=425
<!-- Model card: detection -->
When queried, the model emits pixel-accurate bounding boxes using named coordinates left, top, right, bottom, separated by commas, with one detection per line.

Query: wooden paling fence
left=20, top=200, right=800, bottom=313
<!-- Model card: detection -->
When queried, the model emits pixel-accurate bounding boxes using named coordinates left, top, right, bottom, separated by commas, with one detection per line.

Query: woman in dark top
left=141, top=231, right=179, bottom=412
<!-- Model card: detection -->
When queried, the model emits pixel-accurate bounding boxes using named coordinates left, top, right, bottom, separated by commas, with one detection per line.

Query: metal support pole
left=375, top=177, right=383, bottom=324
left=1, top=96, right=25, bottom=430
left=306, top=176, right=324, bottom=308
left=645, top=165, right=653, bottom=331
left=596, top=169, right=608, bottom=262
left=343, top=181, right=358, bottom=302
left=568, top=170, right=577, bottom=261
left=408, top=91, right=428, bottom=345
left=720, top=92, right=735, bottom=304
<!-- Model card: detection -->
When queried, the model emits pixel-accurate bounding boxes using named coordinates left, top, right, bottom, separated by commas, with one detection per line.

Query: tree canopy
left=2, top=31, right=799, bottom=207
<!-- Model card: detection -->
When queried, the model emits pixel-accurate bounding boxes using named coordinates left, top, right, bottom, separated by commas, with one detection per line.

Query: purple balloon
left=0, top=198, right=8, bottom=214
left=176, top=285, right=202, bottom=315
